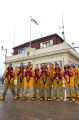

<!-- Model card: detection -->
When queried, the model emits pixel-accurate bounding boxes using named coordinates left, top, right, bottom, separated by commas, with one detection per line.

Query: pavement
left=0, top=83, right=79, bottom=120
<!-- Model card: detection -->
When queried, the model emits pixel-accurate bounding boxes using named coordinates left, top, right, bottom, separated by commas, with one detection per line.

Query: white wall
left=4, top=41, right=79, bottom=69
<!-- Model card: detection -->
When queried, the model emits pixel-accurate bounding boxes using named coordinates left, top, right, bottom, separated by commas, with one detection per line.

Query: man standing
left=16, top=62, right=24, bottom=98
left=0, top=63, right=17, bottom=100
left=64, top=64, right=76, bottom=102
left=53, top=63, right=63, bottom=101
left=34, top=66, right=40, bottom=98
left=70, top=63, right=79, bottom=98
left=23, top=62, right=35, bottom=100
left=39, top=63, right=51, bottom=101
left=48, top=63, right=54, bottom=85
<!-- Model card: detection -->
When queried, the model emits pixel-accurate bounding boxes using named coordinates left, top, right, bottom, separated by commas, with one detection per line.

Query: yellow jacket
left=3, top=67, right=16, bottom=83
left=48, top=68, right=54, bottom=80
left=24, top=66, right=35, bottom=77
left=70, top=67, right=78, bottom=77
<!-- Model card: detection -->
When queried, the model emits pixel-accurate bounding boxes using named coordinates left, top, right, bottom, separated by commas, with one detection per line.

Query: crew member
left=0, top=63, right=17, bottom=100
left=64, top=64, right=76, bottom=102
left=70, top=63, right=79, bottom=98
left=39, top=63, right=51, bottom=101
left=34, top=66, right=40, bottom=98
left=23, top=62, right=35, bottom=100
left=16, top=62, right=24, bottom=98
left=53, top=63, right=63, bottom=101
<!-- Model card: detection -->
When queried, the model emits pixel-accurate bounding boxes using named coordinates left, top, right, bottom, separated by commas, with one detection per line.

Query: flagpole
left=12, top=27, right=16, bottom=54
left=13, top=27, right=16, bottom=48
left=30, top=16, right=32, bottom=48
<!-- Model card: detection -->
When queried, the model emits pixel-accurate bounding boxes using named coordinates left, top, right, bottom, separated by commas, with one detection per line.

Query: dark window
left=18, top=47, right=26, bottom=54
left=40, top=39, right=53, bottom=48
left=46, top=41, right=50, bottom=47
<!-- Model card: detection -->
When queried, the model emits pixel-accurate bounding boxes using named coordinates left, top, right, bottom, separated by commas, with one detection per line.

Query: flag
left=31, top=18, right=39, bottom=25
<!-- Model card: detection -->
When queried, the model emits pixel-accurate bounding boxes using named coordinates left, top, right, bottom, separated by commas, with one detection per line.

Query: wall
left=5, top=41, right=79, bottom=70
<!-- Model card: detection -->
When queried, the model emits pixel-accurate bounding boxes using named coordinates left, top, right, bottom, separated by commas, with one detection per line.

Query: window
left=40, top=43, right=43, bottom=48
left=50, top=40, right=53, bottom=46
left=40, top=39, right=53, bottom=48
left=18, top=47, right=26, bottom=54
left=47, top=41, right=50, bottom=47
left=43, top=42, right=46, bottom=48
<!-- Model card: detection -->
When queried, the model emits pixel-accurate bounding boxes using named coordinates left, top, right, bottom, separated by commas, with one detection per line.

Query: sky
left=0, top=0, right=79, bottom=76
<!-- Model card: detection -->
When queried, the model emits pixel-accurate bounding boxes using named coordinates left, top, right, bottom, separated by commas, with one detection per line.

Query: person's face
left=42, top=64, right=46, bottom=68
left=36, top=66, right=39, bottom=70
left=27, top=62, right=31, bottom=67
left=20, top=63, right=24, bottom=67
left=55, top=64, right=59, bottom=68
left=65, top=65, right=68, bottom=69
left=9, top=64, right=12, bottom=68
left=50, top=64, right=54, bottom=68
left=71, top=63, right=74, bottom=68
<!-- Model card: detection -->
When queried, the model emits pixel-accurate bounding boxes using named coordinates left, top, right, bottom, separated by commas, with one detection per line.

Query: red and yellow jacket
left=53, top=67, right=62, bottom=79
left=48, top=68, right=54, bottom=80
left=3, top=67, right=15, bottom=79
left=24, top=66, right=35, bottom=77
left=40, top=69, right=49, bottom=77
left=34, top=69, right=40, bottom=79
left=17, top=67, right=24, bottom=77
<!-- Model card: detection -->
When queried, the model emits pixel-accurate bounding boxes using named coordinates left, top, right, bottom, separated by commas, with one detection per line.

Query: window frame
left=18, top=47, right=26, bottom=54
left=40, top=39, right=53, bottom=48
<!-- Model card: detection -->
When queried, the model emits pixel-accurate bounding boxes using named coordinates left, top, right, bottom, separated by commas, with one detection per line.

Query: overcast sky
left=0, top=0, right=79, bottom=76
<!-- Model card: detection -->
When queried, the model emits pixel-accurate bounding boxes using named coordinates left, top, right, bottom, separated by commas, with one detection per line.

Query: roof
left=13, top=33, right=64, bottom=49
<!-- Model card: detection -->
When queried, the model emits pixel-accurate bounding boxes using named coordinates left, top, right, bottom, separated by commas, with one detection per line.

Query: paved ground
left=0, top=83, right=79, bottom=120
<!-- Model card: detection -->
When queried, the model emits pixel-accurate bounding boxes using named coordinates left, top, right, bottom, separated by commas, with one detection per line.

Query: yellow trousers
left=34, top=79, right=40, bottom=97
left=65, top=77, right=76, bottom=98
left=2, top=78, right=16, bottom=96
left=39, top=76, right=51, bottom=98
left=74, top=76, right=79, bottom=95
left=53, top=79, right=63, bottom=96
left=23, top=77, right=35, bottom=98
left=17, top=76, right=24, bottom=95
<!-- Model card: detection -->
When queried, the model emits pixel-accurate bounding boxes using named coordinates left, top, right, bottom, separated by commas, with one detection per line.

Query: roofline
left=13, top=33, right=64, bottom=49
left=66, top=42, right=79, bottom=53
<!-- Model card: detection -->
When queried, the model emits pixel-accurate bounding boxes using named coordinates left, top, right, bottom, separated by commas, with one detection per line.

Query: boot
left=22, top=95, right=27, bottom=100
left=40, top=97, right=44, bottom=101
left=53, top=95, right=57, bottom=100
left=22, top=97, right=27, bottom=100
left=72, top=98, right=75, bottom=102
left=60, top=94, right=63, bottom=101
left=17, top=94, right=19, bottom=98
left=47, top=97, right=51, bottom=101
left=0, top=94, right=5, bottom=100
left=31, top=97, right=35, bottom=101
left=13, top=94, right=17, bottom=100
left=66, top=97, right=70, bottom=101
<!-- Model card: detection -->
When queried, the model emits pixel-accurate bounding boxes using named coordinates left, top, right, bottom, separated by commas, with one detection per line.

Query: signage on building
left=27, top=51, right=30, bottom=56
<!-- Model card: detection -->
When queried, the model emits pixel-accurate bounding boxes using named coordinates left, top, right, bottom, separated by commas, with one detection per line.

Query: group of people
left=0, top=62, right=79, bottom=102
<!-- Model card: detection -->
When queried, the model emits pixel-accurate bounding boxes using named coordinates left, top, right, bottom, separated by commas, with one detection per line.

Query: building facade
left=4, top=41, right=79, bottom=69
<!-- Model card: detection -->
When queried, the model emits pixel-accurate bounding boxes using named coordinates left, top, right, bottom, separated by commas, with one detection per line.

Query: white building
left=4, top=41, right=79, bottom=69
